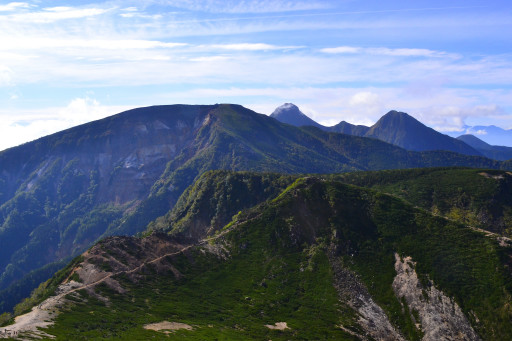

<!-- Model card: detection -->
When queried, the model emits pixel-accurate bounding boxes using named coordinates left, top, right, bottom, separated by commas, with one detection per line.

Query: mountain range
left=0, top=103, right=511, bottom=339
left=448, top=125, right=512, bottom=147
left=457, top=134, right=512, bottom=161
left=271, top=103, right=512, bottom=158
left=3, top=168, right=512, bottom=339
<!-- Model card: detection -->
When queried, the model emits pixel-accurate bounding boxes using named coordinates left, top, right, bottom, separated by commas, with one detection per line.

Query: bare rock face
left=73, top=233, right=189, bottom=290
left=330, top=255, right=406, bottom=341
left=392, top=253, right=481, bottom=341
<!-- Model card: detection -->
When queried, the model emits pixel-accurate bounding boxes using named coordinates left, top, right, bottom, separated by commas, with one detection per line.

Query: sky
left=0, top=0, right=511, bottom=150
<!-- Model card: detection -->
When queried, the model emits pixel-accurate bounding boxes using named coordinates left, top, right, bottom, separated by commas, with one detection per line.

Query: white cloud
left=0, top=2, right=31, bottom=12
left=474, top=129, right=488, bottom=135
left=204, top=43, right=303, bottom=51
left=321, top=46, right=457, bottom=58
left=155, top=86, right=512, bottom=132
left=190, top=55, right=231, bottom=62
left=0, top=98, right=131, bottom=151
left=59, top=97, right=111, bottom=122
left=7, top=6, right=111, bottom=23
left=159, top=0, right=330, bottom=13
left=0, top=65, right=13, bottom=86
left=0, top=37, right=187, bottom=50
left=349, top=92, right=379, bottom=106
left=320, top=46, right=361, bottom=54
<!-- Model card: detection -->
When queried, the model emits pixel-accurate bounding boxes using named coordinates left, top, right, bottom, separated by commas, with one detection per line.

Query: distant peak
left=272, top=103, right=301, bottom=115
left=376, top=111, right=420, bottom=127
left=384, top=110, right=410, bottom=118
left=281, top=103, right=298, bottom=109
left=271, top=103, right=304, bottom=117
left=270, top=103, right=322, bottom=128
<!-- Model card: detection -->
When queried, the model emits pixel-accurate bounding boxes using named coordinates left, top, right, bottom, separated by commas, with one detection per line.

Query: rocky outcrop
left=329, top=255, right=405, bottom=341
left=392, top=253, right=481, bottom=341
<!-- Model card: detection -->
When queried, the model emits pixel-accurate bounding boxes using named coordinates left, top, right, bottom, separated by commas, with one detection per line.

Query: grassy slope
left=38, top=177, right=512, bottom=340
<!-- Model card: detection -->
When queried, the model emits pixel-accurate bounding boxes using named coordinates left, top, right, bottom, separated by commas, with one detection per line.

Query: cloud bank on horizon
left=0, top=0, right=511, bottom=150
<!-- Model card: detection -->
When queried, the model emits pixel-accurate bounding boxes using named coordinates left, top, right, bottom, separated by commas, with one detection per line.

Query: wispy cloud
left=0, top=37, right=187, bottom=50
left=0, top=0, right=511, bottom=149
left=189, top=55, right=231, bottom=62
left=0, top=2, right=31, bottom=12
left=321, top=46, right=458, bottom=58
left=157, top=0, right=330, bottom=13
left=0, top=65, right=13, bottom=86
left=204, top=43, right=303, bottom=51
left=5, top=6, right=111, bottom=23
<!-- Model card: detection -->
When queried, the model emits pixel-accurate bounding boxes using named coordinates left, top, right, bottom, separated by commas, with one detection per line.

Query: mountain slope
left=0, top=105, right=215, bottom=294
left=144, top=168, right=512, bottom=239
left=0, top=103, right=509, bottom=315
left=146, top=171, right=296, bottom=241
left=333, top=167, right=512, bottom=237
left=365, top=111, right=481, bottom=155
left=7, top=175, right=512, bottom=340
left=457, top=134, right=512, bottom=161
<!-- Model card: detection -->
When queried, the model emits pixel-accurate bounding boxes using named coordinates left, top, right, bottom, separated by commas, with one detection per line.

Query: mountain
left=5, top=172, right=512, bottom=339
left=446, top=125, right=512, bottom=147
left=269, top=103, right=370, bottom=135
left=269, top=104, right=482, bottom=157
left=328, top=121, right=370, bottom=136
left=270, top=103, right=323, bottom=128
left=364, top=110, right=481, bottom=155
left=148, top=167, right=512, bottom=239
left=0, top=103, right=509, bottom=315
left=457, top=134, right=512, bottom=161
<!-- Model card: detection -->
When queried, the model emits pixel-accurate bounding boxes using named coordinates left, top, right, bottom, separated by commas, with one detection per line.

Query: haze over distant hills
left=447, top=125, right=512, bottom=147
left=457, top=134, right=512, bottom=161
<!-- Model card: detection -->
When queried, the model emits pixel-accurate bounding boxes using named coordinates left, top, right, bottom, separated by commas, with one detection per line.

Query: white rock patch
left=143, top=321, right=193, bottom=334
left=393, top=253, right=481, bottom=341
left=264, top=322, right=289, bottom=330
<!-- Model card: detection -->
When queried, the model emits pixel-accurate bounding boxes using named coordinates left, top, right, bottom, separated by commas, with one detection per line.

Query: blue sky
left=0, top=0, right=511, bottom=150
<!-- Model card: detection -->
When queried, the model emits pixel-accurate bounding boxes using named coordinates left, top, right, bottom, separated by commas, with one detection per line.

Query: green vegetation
left=13, top=255, right=84, bottom=316
left=45, top=242, right=355, bottom=340
left=148, top=170, right=296, bottom=239
left=30, top=175, right=512, bottom=339
left=333, top=167, right=512, bottom=236
left=1, top=102, right=511, bottom=325
left=0, top=259, right=70, bottom=315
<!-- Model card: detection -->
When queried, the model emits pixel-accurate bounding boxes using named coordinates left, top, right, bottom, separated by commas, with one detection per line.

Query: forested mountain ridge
left=5, top=173, right=512, bottom=340
left=0, top=103, right=510, bottom=317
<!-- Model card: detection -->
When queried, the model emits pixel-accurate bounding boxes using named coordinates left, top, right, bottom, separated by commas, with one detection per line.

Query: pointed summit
left=270, top=103, right=322, bottom=128
left=365, top=110, right=481, bottom=155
